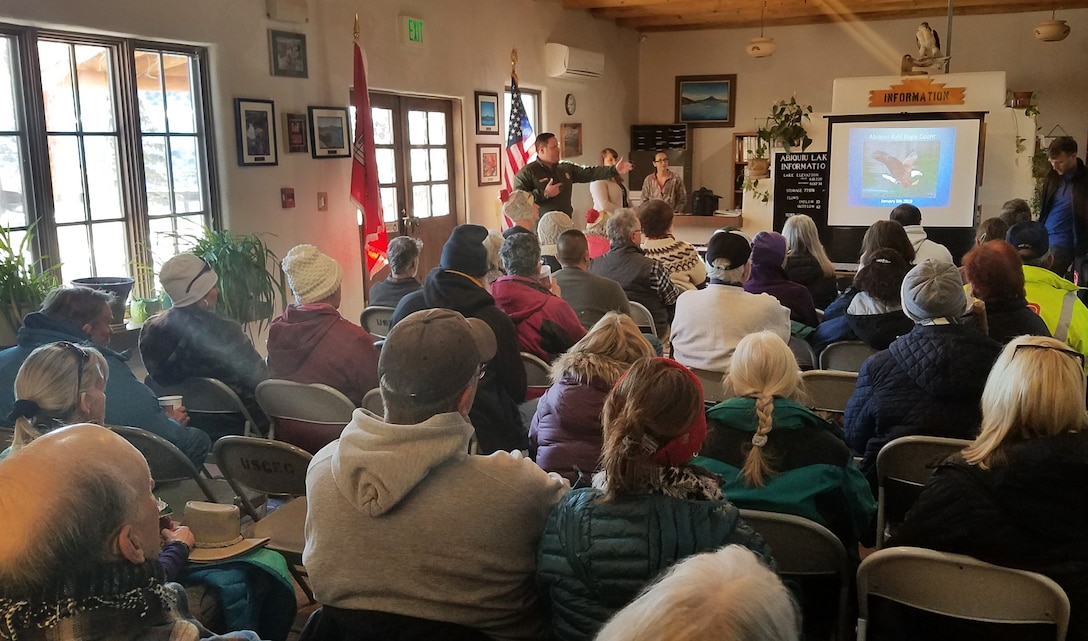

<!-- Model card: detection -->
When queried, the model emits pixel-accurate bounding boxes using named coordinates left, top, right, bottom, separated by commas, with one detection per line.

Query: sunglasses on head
left=186, top=260, right=214, bottom=294
left=58, top=341, right=90, bottom=396
left=1013, top=343, right=1086, bottom=370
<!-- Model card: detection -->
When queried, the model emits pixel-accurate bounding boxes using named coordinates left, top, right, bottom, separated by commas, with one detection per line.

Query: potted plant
left=0, top=223, right=60, bottom=345
left=741, top=177, right=771, bottom=204
left=177, top=228, right=287, bottom=332
left=757, top=96, right=814, bottom=154
left=747, top=144, right=771, bottom=179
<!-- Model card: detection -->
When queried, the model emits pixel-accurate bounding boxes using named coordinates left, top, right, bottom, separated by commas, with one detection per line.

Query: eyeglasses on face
left=1013, top=343, right=1086, bottom=370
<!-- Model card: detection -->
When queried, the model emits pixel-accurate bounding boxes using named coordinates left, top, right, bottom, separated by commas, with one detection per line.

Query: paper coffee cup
left=158, top=395, right=183, bottom=410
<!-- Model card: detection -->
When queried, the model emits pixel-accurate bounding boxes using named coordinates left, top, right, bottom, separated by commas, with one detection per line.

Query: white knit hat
left=281, top=244, right=343, bottom=305
left=160, top=254, right=218, bottom=308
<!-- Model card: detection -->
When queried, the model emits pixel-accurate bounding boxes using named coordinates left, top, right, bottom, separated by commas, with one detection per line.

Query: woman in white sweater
left=590, top=148, right=628, bottom=213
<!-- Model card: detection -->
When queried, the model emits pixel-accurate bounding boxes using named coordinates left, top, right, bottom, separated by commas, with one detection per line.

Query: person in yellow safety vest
left=1008, top=221, right=1088, bottom=361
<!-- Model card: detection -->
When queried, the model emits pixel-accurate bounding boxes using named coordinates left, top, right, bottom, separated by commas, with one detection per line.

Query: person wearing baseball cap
left=391, top=224, right=528, bottom=454
left=266, top=245, right=379, bottom=446
left=669, top=229, right=790, bottom=392
left=1009, top=221, right=1088, bottom=358
left=304, top=308, right=568, bottom=639
left=844, top=259, right=1002, bottom=475
left=140, top=253, right=269, bottom=435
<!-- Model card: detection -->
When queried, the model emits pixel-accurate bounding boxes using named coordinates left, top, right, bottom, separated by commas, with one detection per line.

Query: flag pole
left=354, top=14, right=360, bottom=41
left=510, top=48, right=518, bottom=85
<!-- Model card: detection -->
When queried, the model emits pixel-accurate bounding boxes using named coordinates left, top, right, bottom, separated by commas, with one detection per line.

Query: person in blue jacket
left=0, top=286, right=209, bottom=467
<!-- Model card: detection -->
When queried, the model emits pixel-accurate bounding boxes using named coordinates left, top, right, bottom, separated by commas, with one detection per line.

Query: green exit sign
left=401, top=16, right=424, bottom=47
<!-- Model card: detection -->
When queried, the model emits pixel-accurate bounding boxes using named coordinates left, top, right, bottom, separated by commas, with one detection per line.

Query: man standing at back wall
left=514, top=132, right=633, bottom=215
left=1038, top=136, right=1088, bottom=294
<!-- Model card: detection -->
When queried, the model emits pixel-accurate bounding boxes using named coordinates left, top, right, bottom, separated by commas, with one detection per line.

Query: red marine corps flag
left=351, top=18, right=388, bottom=277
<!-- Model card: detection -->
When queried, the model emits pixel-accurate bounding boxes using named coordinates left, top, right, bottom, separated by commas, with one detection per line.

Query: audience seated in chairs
left=537, top=211, right=573, bottom=273
left=845, top=260, right=1001, bottom=475
left=502, top=190, right=539, bottom=240
left=637, top=198, right=706, bottom=292
left=537, top=357, right=773, bottom=641
left=588, top=208, right=682, bottom=340
left=0, top=286, right=208, bottom=466
left=583, top=208, right=611, bottom=260
left=961, top=240, right=1051, bottom=345
left=693, top=331, right=876, bottom=550
left=140, top=253, right=269, bottom=435
left=889, top=203, right=955, bottom=265
left=491, top=232, right=586, bottom=363
left=743, top=231, right=820, bottom=328
left=304, top=309, right=567, bottom=640
left=890, top=335, right=1088, bottom=641
left=810, top=222, right=917, bottom=354
left=267, top=244, right=378, bottom=405
left=530, top=312, right=654, bottom=484
left=553, top=229, right=631, bottom=330
left=367, top=236, right=423, bottom=309
left=0, top=424, right=257, bottom=641
left=595, top=545, right=800, bottom=641
left=671, top=229, right=790, bottom=377
left=391, top=224, right=528, bottom=453
left=782, top=213, right=839, bottom=310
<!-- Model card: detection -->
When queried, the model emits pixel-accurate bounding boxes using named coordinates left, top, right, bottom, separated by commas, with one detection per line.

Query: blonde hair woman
left=5, top=342, right=108, bottom=456
left=782, top=214, right=838, bottom=309
left=693, top=331, right=875, bottom=548
left=530, top=312, right=653, bottom=483
left=893, top=335, right=1088, bottom=640
left=596, top=546, right=799, bottom=641
left=537, top=357, right=773, bottom=641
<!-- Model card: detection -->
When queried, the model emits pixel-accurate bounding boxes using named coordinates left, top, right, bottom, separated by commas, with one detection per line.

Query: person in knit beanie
left=267, top=245, right=379, bottom=445
left=538, top=211, right=573, bottom=273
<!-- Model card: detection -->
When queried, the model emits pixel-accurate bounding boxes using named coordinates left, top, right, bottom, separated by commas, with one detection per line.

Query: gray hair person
left=606, top=208, right=641, bottom=247
left=387, top=235, right=423, bottom=277
left=500, top=232, right=543, bottom=278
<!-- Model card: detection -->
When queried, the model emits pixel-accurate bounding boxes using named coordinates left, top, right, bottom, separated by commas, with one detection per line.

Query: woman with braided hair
left=536, top=356, right=773, bottom=641
left=693, top=331, right=875, bottom=551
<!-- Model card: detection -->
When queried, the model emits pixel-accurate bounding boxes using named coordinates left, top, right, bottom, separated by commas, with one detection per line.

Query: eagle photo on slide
left=871, top=149, right=921, bottom=188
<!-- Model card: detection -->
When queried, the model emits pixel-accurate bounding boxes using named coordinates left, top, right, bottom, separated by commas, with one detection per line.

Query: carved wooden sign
left=868, top=77, right=966, bottom=107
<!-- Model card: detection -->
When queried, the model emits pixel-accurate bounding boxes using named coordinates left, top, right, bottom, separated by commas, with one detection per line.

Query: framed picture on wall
left=234, top=98, right=277, bottom=166
left=675, top=74, right=737, bottom=128
left=268, top=30, right=308, bottom=78
left=560, top=122, right=582, bottom=157
left=475, top=91, right=500, bottom=135
left=477, top=144, right=502, bottom=186
left=307, top=106, right=351, bottom=159
left=282, top=112, right=308, bottom=153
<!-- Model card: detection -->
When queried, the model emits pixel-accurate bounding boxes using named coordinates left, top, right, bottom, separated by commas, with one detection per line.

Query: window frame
left=0, top=23, right=219, bottom=296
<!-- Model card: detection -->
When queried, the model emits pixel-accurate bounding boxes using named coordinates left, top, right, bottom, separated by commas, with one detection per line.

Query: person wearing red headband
left=536, top=357, right=774, bottom=641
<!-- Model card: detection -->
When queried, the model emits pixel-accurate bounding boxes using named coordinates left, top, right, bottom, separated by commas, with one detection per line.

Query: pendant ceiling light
left=746, top=0, right=777, bottom=58
left=1034, top=8, right=1071, bottom=41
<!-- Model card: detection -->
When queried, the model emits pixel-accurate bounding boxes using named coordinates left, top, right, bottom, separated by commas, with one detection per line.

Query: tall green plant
left=0, top=223, right=60, bottom=334
left=177, top=229, right=286, bottom=332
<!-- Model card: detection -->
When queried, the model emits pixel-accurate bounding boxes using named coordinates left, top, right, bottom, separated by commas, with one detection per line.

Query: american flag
left=504, top=73, right=534, bottom=196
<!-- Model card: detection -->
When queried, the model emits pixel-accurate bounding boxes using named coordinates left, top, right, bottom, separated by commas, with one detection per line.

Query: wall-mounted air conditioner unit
left=545, top=43, right=605, bottom=81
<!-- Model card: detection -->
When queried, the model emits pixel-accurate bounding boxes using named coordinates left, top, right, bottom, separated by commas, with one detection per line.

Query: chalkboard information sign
left=772, top=151, right=830, bottom=231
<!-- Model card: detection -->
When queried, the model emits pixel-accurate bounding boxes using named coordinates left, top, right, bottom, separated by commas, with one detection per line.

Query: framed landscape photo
left=268, top=30, right=308, bottom=78
left=477, top=144, right=502, bottom=186
left=475, top=91, right=500, bottom=135
left=234, top=98, right=277, bottom=166
left=560, top=122, right=582, bottom=157
left=675, top=74, right=737, bottom=128
left=282, top=112, right=308, bottom=153
left=307, top=106, right=351, bottom=159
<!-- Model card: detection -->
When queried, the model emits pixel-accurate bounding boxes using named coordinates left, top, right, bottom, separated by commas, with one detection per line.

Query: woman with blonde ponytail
left=537, top=357, right=773, bottom=641
left=693, top=331, right=875, bottom=550
left=3, top=341, right=108, bottom=458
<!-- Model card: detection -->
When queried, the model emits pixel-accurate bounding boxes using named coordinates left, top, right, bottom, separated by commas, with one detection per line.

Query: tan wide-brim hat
left=183, top=501, right=269, bottom=563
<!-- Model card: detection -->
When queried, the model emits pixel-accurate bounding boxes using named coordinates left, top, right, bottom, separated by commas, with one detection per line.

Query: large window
left=0, top=25, right=216, bottom=290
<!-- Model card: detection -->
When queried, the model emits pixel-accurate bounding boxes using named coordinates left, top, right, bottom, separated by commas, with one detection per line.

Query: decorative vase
left=1034, top=20, right=1070, bottom=42
left=72, top=277, right=135, bottom=326
left=748, top=157, right=770, bottom=179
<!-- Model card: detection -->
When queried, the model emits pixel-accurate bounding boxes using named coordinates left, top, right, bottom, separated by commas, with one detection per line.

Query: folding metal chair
left=147, top=376, right=259, bottom=438
left=256, top=379, right=355, bottom=453
left=360, top=388, right=384, bottom=416
left=627, top=301, right=657, bottom=337
left=875, top=435, right=971, bottom=548
left=802, top=370, right=859, bottom=416
left=360, top=305, right=396, bottom=339
left=819, top=340, right=879, bottom=372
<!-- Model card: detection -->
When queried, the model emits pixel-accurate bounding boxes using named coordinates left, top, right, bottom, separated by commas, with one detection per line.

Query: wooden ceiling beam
left=562, top=0, right=685, bottom=9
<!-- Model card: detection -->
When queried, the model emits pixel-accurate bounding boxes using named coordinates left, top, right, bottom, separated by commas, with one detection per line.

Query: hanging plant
left=757, top=96, right=814, bottom=153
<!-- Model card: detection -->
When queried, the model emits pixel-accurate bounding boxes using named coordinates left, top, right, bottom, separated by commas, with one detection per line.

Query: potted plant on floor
left=178, top=229, right=287, bottom=332
left=0, top=223, right=59, bottom=346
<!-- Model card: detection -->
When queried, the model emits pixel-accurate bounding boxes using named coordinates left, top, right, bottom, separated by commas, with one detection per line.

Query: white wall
left=638, top=10, right=1088, bottom=229
left=1, top=0, right=640, bottom=329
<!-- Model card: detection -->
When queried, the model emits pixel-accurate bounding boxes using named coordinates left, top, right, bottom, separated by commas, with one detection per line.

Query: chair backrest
left=627, top=301, right=657, bottom=337
left=740, top=509, right=851, bottom=641
left=688, top=367, right=726, bottom=403
left=789, top=335, right=818, bottom=371
left=361, top=388, right=384, bottom=416
left=213, top=436, right=312, bottom=520
left=857, top=546, right=1070, bottom=641
left=256, top=379, right=356, bottom=451
left=801, top=370, right=859, bottom=414
left=875, top=435, right=971, bottom=548
left=819, top=340, right=879, bottom=372
left=110, top=425, right=217, bottom=501
left=521, top=352, right=551, bottom=388
left=147, top=375, right=258, bottom=437
left=360, top=306, right=396, bottom=338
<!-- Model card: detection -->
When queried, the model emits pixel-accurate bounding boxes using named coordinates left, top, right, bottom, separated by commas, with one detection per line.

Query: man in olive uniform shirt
left=514, top=132, right=633, bottom=215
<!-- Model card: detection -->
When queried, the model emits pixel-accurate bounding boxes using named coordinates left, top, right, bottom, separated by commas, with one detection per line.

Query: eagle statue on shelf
left=916, top=22, right=941, bottom=59
left=872, top=149, right=922, bottom=188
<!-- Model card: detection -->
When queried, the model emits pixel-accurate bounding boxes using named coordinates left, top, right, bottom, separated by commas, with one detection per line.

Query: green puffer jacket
left=536, top=484, right=773, bottom=641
